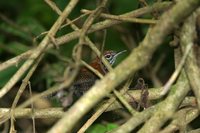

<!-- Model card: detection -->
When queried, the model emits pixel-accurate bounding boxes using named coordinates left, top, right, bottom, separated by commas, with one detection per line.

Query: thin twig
left=17, top=64, right=79, bottom=109
left=0, top=2, right=172, bottom=72
left=82, top=58, right=136, bottom=115
left=81, top=9, right=157, bottom=24
left=0, top=0, right=80, bottom=98
left=15, top=0, right=109, bottom=110
left=113, top=90, right=136, bottom=115
left=27, top=82, right=35, bottom=133
left=47, top=0, right=199, bottom=132
left=77, top=78, right=133, bottom=133
left=0, top=55, right=42, bottom=126
left=0, top=96, right=196, bottom=120
left=161, top=41, right=193, bottom=96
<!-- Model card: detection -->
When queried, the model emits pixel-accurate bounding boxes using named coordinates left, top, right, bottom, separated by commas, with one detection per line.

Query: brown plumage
left=56, top=50, right=126, bottom=108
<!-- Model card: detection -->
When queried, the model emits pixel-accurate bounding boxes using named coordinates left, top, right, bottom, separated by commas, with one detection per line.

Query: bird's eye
left=105, top=54, right=111, bottom=59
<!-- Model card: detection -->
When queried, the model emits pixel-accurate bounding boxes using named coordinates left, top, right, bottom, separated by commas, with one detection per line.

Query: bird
left=56, top=50, right=126, bottom=109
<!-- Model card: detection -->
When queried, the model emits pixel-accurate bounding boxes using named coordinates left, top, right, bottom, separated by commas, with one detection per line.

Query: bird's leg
left=139, top=84, right=149, bottom=109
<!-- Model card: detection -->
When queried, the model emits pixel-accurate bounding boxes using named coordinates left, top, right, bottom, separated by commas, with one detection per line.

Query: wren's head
left=103, top=50, right=127, bottom=66
left=89, top=50, right=126, bottom=75
left=91, top=50, right=127, bottom=74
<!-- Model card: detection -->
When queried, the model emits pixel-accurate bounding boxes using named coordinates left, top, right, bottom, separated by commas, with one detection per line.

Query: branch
left=0, top=93, right=196, bottom=119
left=180, top=9, right=200, bottom=110
left=0, top=108, right=63, bottom=119
left=81, top=9, right=157, bottom=24
left=160, top=107, right=199, bottom=133
left=0, top=0, right=80, bottom=98
left=48, top=0, right=200, bottom=133
left=0, top=2, right=171, bottom=72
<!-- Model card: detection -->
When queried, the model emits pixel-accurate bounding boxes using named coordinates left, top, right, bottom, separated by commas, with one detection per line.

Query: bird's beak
left=110, top=50, right=127, bottom=66
left=115, top=50, right=127, bottom=57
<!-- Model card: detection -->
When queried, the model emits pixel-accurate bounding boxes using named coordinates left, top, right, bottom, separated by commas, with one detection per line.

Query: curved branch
left=48, top=0, right=200, bottom=133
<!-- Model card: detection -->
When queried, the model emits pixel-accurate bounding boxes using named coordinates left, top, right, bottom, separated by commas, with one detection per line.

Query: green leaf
left=106, top=123, right=118, bottom=131
left=86, top=123, right=119, bottom=133
left=86, top=124, right=107, bottom=133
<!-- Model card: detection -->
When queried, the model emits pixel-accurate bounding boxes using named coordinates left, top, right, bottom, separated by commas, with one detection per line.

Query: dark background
left=0, top=0, right=176, bottom=132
